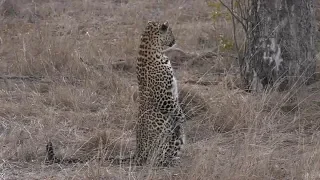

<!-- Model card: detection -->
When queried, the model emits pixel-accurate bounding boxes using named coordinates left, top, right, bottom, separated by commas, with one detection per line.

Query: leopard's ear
left=160, top=21, right=169, bottom=31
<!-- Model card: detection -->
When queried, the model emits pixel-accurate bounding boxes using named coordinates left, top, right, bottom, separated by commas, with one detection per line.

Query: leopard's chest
left=171, top=75, right=178, bottom=99
left=139, top=53, right=178, bottom=99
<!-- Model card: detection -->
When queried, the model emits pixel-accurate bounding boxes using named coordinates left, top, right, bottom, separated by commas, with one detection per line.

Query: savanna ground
left=0, top=0, right=320, bottom=179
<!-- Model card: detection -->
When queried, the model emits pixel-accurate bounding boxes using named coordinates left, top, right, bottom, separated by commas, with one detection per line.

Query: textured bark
left=242, top=0, right=316, bottom=91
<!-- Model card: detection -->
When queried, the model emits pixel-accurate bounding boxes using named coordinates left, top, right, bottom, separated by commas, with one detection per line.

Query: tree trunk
left=242, top=0, right=316, bottom=91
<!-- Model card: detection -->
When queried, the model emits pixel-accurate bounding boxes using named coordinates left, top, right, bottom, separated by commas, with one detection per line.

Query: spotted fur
left=135, top=21, right=186, bottom=166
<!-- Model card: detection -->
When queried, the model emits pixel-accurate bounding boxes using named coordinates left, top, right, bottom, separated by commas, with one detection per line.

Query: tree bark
left=242, top=0, right=316, bottom=91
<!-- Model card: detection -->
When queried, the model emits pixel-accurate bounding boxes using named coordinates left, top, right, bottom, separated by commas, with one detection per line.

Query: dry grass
left=0, top=0, right=320, bottom=179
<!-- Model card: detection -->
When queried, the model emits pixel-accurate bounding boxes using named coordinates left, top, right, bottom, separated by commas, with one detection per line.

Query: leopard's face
left=144, top=21, right=175, bottom=48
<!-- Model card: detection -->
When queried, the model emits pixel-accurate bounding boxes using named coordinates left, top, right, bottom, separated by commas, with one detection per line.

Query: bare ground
left=1, top=0, right=320, bottom=179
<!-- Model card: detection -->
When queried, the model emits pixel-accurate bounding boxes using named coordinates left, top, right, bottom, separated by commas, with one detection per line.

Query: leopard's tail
left=45, top=141, right=135, bottom=165
left=45, top=141, right=85, bottom=164
left=107, top=153, right=136, bottom=165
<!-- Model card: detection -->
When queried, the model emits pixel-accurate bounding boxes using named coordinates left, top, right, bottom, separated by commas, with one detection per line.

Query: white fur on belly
left=172, top=76, right=178, bottom=99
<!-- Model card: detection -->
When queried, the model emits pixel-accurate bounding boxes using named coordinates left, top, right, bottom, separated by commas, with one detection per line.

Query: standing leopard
left=135, top=21, right=186, bottom=166
left=45, top=21, right=185, bottom=167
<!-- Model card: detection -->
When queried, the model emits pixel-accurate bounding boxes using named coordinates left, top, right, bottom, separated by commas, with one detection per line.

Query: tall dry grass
left=0, top=0, right=320, bottom=179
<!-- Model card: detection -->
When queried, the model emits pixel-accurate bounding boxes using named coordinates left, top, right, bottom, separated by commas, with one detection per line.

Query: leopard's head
left=144, top=21, right=175, bottom=48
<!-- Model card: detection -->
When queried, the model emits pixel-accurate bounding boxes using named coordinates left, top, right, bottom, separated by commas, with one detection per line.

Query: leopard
left=134, top=21, right=186, bottom=166
left=45, top=21, right=185, bottom=167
